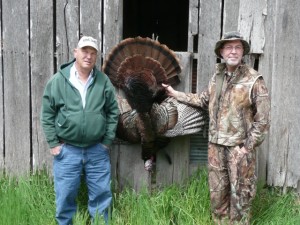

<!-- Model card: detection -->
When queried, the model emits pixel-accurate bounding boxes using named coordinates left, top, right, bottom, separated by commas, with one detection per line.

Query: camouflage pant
left=208, top=143, right=257, bottom=224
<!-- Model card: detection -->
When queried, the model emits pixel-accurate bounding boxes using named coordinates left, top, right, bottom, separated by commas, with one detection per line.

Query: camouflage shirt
left=176, top=63, right=270, bottom=151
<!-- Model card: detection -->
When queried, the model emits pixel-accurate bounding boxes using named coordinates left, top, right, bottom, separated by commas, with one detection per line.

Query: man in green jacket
left=41, top=36, right=119, bottom=225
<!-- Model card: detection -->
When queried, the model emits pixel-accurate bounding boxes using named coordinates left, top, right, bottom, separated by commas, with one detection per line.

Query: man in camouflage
left=163, top=31, right=271, bottom=224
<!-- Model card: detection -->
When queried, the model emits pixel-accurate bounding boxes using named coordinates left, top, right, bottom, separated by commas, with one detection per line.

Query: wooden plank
left=197, top=0, right=222, bottom=92
left=223, top=0, right=240, bottom=32
left=2, top=0, right=30, bottom=175
left=176, top=52, right=193, bottom=93
left=30, top=0, right=54, bottom=171
left=0, top=4, right=3, bottom=170
left=156, top=52, right=192, bottom=187
left=266, top=0, right=300, bottom=191
left=56, top=0, right=79, bottom=69
left=268, top=54, right=300, bottom=190
left=255, top=0, right=276, bottom=183
left=80, top=0, right=103, bottom=68
left=188, top=0, right=199, bottom=52
left=110, top=144, right=150, bottom=191
left=238, top=0, right=267, bottom=54
left=102, top=0, right=123, bottom=59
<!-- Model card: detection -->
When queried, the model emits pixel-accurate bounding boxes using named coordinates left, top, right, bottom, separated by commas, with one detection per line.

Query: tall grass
left=0, top=169, right=299, bottom=225
left=251, top=184, right=300, bottom=225
left=111, top=170, right=212, bottom=225
left=0, top=172, right=55, bottom=225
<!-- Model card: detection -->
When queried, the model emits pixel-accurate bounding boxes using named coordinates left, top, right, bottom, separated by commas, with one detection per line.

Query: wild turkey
left=102, top=37, right=207, bottom=171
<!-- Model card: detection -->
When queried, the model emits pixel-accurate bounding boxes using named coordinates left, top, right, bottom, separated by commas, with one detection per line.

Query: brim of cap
left=78, top=43, right=99, bottom=51
left=214, top=38, right=250, bottom=58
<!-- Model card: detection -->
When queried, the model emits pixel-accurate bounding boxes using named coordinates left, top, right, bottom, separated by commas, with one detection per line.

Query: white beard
left=225, top=58, right=241, bottom=66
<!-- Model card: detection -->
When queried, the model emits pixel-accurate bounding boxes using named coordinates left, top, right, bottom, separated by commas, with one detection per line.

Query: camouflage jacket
left=176, top=63, right=270, bottom=151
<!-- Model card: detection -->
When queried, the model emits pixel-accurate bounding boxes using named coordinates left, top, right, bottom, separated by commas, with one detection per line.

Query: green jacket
left=41, top=60, right=119, bottom=148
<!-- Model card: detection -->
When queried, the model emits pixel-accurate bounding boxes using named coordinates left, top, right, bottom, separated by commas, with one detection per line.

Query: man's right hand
left=50, top=145, right=62, bottom=156
left=162, top=83, right=179, bottom=98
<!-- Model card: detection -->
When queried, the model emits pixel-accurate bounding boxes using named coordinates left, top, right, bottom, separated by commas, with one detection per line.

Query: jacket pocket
left=84, top=112, right=106, bottom=141
left=56, top=113, right=68, bottom=128
left=55, top=113, right=82, bottom=141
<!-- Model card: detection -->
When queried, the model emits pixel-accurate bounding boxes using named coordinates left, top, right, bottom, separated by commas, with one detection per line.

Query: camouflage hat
left=214, top=31, right=250, bottom=58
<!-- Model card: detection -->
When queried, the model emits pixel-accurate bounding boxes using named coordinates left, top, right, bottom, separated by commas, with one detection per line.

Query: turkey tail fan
left=162, top=98, right=208, bottom=137
left=118, top=55, right=167, bottom=87
left=102, top=36, right=182, bottom=87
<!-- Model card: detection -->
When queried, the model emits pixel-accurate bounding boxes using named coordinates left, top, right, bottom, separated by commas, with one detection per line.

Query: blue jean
left=53, top=143, right=112, bottom=225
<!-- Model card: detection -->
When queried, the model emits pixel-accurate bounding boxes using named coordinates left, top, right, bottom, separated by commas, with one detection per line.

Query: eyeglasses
left=222, top=45, right=243, bottom=52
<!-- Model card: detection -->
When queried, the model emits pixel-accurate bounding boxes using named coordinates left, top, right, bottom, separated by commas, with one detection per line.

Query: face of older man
left=220, top=40, right=244, bottom=72
left=74, top=46, right=97, bottom=72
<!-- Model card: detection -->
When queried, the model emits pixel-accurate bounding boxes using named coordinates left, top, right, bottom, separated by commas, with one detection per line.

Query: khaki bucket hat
left=214, top=31, right=250, bottom=58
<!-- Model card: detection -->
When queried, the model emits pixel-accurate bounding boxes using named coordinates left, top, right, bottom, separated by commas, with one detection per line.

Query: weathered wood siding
left=0, top=2, right=3, bottom=170
left=31, top=0, right=54, bottom=171
left=2, top=0, right=31, bottom=175
left=264, top=0, right=300, bottom=192
left=0, top=0, right=299, bottom=192
left=196, top=0, right=222, bottom=92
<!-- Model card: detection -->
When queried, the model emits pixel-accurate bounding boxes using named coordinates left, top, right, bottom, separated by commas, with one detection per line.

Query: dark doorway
left=123, top=0, right=189, bottom=51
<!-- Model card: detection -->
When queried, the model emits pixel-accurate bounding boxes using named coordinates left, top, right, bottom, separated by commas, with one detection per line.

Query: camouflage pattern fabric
left=175, top=63, right=270, bottom=224
left=176, top=63, right=271, bottom=152
left=208, top=143, right=256, bottom=224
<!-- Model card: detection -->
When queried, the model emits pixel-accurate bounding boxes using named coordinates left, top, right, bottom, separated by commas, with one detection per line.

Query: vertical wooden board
left=103, top=0, right=123, bottom=59
left=156, top=52, right=192, bottom=187
left=267, top=0, right=300, bottom=190
left=0, top=4, right=3, bottom=170
left=284, top=56, right=300, bottom=190
left=109, top=143, right=119, bottom=189
left=176, top=52, right=193, bottom=93
left=197, top=0, right=222, bottom=92
left=157, top=136, right=190, bottom=187
left=56, top=0, right=79, bottom=69
left=80, top=0, right=103, bottom=68
left=172, top=137, right=190, bottom=183
left=223, top=0, right=240, bottom=32
left=2, top=0, right=30, bottom=175
left=255, top=0, right=276, bottom=183
left=270, top=55, right=300, bottom=190
left=30, top=0, right=54, bottom=171
left=110, top=144, right=150, bottom=191
left=188, top=0, right=199, bottom=52
left=238, top=0, right=267, bottom=54
left=268, top=54, right=298, bottom=188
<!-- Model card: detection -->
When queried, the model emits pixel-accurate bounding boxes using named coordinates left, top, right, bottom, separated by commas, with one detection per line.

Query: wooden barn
left=0, top=0, right=299, bottom=193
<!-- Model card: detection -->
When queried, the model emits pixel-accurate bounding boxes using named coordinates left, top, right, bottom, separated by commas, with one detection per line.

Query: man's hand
left=162, top=83, right=179, bottom=98
left=50, top=145, right=62, bottom=156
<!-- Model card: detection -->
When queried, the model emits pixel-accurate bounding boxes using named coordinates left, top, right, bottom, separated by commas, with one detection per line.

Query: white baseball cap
left=77, top=36, right=98, bottom=51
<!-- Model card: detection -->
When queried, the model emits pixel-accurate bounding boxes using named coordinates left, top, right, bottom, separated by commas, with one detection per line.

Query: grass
left=0, top=169, right=299, bottom=225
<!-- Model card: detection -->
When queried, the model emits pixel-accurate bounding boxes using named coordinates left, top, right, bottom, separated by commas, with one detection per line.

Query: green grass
left=0, top=169, right=299, bottom=225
